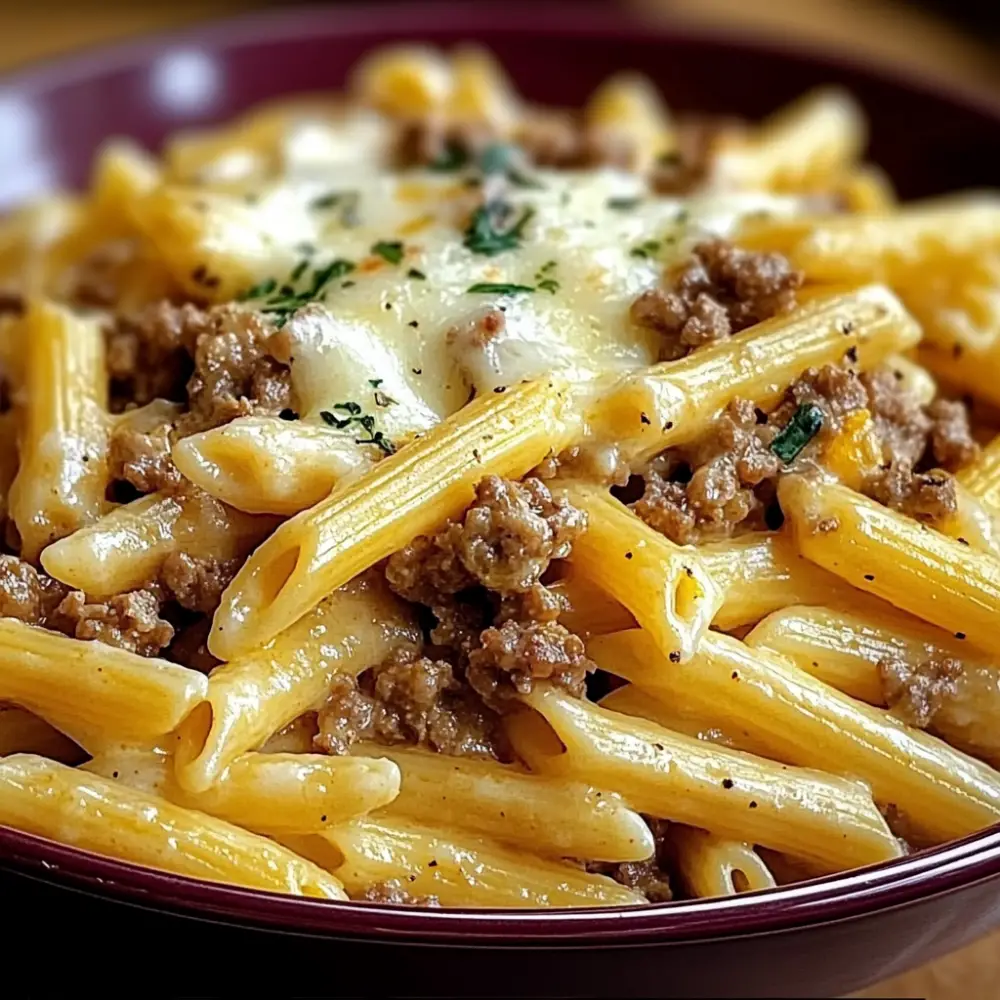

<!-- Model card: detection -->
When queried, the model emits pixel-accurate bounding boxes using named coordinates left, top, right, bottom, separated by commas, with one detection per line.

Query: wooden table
left=1, top=2, right=998, bottom=996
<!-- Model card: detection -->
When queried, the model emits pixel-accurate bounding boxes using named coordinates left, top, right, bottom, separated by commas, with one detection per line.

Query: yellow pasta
left=557, top=482, right=720, bottom=663
left=584, top=72, right=673, bottom=172
left=745, top=604, right=1000, bottom=766
left=597, top=285, right=919, bottom=461
left=172, top=415, right=372, bottom=515
left=0, top=619, right=207, bottom=749
left=288, top=817, right=647, bottom=908
left=670, top=826, right=776, bottom=898
left=363, top=742, right=654, bottom=862
left=507, top=684, right=900, bottom=872
left=209, top=377, right=578, bottom=660
left=40, top=488, right=278, bottom=597
left=779, top=474, right=1000, bottom=660
left=8, top=300, right=110, bottom=560
left=958, top=432, right=1000, bottom=515
left=917, top=342, right=1000, bottom=410
left=589, top=628, right=1000, bottom=843
left=0, top=755, right=346, bottom=899
left=86, top=745, right=400, bottom=833
left=175, top=572, right=420, bottom=793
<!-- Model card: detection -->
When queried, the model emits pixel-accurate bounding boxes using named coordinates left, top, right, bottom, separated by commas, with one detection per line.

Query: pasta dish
left=1, top=44, right=1000, bottom=908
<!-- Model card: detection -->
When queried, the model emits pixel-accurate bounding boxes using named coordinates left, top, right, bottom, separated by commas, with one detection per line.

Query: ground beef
left=0, top=555, right=68, bottom=626
left=496, top=584, right=569, bottom=626
left=879, top=656, right=964, bottom=729
left=466, top=619, right=593, bottom=709
left=926, top=398, right=979, bottom=469
left=107, top=419, right=183, bottom=495
left=632, top=398, right=780, bottom=544
left=179, top=305, right=294, bottom=435
left=360, top=880, right=441, bottom=907
left=70, top=239, right=141, bottom=310
left=867, top=463, right=958, bottom=523
left=160, top=552, right=240, bottom=615
left=386, top=476, right=586, bottom=603
left=315, top=648, right=508, bottom=760
left=55, top=588, right=174, bottom=657
left=630, top=240, right=803, bottom=362
left=533, top=444, right=631, bottom=488
left=588, top=817, right=673, bottom=903
left=106, top=301, right=203, bottom=411
left=165, top=618, right=220, bottom=673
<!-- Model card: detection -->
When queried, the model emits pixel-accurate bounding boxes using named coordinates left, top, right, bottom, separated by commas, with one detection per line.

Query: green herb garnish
left=428, top=143, right=470, bottom=172
left=311, top=190, right=361, bottom=227
left=464, top=203, right=535, bottom=256
left=770, top=403, right=824, bottom=464
left=310, top=191, right=342, bottom=210
left=607, top=197, right=642, bottom=211
left=467, top=282, right=536, bottom=295
left=407, top=268, right=426, bottom=280
left=630, top=239, right=662, bottom=260
left=319, top=403, right=395, bottom=455
left=534, top=260, right=559, bottom=294
left=478, top=142, right=543, bottom=189
left=239, top=258, right=355, bottom=326
left=371, top=240, right=405, bottom=265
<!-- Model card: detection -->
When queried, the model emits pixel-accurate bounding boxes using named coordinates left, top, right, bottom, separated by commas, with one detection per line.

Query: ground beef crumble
left=630, top=240, right=803, bottom=362
left=360, top=879, right=441, bottom=907
left=160, top=552, right=240, bottom=614
left=631, top=361, right=977, bottom=544
left=588, top=817, right=673, bottom=902
left=878, top=656, right=964, bottom=729
left=315, top=648, right=509, bottom=760
left=54, top=589, right=174, bottom=657
left=0, top=555, right=69, bottom=626
left=107, top=418, right=183, bottom=495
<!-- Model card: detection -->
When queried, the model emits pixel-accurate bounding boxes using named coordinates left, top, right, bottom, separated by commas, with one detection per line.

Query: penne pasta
left=8, top=300, right=110, bottom=560
left=0, top=754, right=346, bottom=899
left=589, top=628, right=1000, bottom=844
left=287, top=816, right=648, bottom=908
left=557, top=482, right=720, bottom=663
left=362, top=742, right=654, bottom=862
left=86, top=745, right=400, bottom=833
left=507, top=684, right=900, bottom=872
left=958, top=432, right=1000, bottom=516
left=670, top=825, right=777, bottom=898
left=597, top=285, right=919, bottom=461
left=917, top=342, right=1000, bottom=410
left=0, top=619, right=207, bottom=749
left=172, top=415, right=373, bottom=515
left=175, top=572, right=420, bottom=794
left=745, top=604, right=1000, bottom=766
left=40, top=488, right=279, bottom=597
left=778, top=475, right=1000, bottom=660
left=209, top=377, right=578, bottom=660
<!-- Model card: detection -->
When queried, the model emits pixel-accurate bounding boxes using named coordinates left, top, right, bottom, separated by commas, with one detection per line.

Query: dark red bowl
left=3, top=5, right=1000, bottom=996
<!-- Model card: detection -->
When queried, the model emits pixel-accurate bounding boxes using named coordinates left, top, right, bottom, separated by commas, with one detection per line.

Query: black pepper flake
left=428, top=860, right=438, bottom=868
left=845, top=346, right=858, bottom=363
left=278, top=408, right=299, bottom=421
left=955, top=632, right=967, bottom=640
left=653, top=742, right=664, bottom=751
left=472, top=448, right=483, bottom=462
left=663, top=420, right=674, bottom=430
left=493, top=386, right=507, bottom=393
left=640, top=412, right=651, bottom=426
left=412, top=368, right=422, bottom=374
left=384, top=302, right=392, bottom=310
left=668, top=651, right=681, bottom=663
left=722, top=778, right=734, bottom=789
left=864, top=573, right=875, bottom=581
left=840, top=320, right=855, bottom=335
left=953, top=343, right=964, bottom=359
left=625, top=551, right=633, bottom=560
left=958, top=537, right=969, bottom=545
left=408, top=320, right=419, bottom=328
left=731, top=671, right=738, bottom=680
left=320, top=814, right=327, bottom=822
left=749, top=801, right=758, bottom=809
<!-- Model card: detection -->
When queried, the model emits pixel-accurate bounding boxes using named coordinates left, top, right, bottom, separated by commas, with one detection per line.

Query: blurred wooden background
left=0, top=1, right=997, bottom=997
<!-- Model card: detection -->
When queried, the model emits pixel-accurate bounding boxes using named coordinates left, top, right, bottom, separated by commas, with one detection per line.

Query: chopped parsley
left=407, top=268, right=427, bottom=280
left=428, top=143, right=470, bottom=172
left=464, top=203, right=535, bottom=256
left=467, top=282, right=536, bottom=295
left=630, top=239, right=662, bottom=260
left=309, top=191, right=342, bottom=210
left=607, top=196, right=642, bottom=211
left=478, top=142, right=543, bottom=189
left=239, top=258, right=355, bottom=326
left=371, top=240, right=405, bottom=265
left=534, top=260, right=559, bottom=294
left=770, top=404, right=824, bottom=464
left=319, top=402, right=395, bottom=455
left=310, top=190, right=361, bottom=227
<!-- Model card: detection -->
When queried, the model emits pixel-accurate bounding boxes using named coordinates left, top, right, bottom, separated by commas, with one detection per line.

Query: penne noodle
left=86, top=745, right=400, bottom=833
left=883, top=353, right=936, bottom=406
left=175, top=572, right=420, bottom=794
left=287, top=816, right=647, bottom=908
left=597, top=285, right=919, bottom=461
left=589, top=628, right=1000, bottom=844
left=918, top=343, right=1000, bottom=410
left=552, top=569, right=638, bottom=638
left=0, top=754, right=346, bottom=899
left=670, top=825, right=777, bottom=898
left=584, top=72, right=673, bottom=173
left=172, top=415, right=372, bottom=515
left=40, top=488, right=279, bottom=597
left=362, top=742, right=654, bottom=862
left=958, top=432, right=1000, bottom=516
left=209, top=377, right=578, bottom=660
left=0, top=705, right=83, bottom=762
left=745, top=604, right=1000, bottom=766
left=508, top=684, right=900, bottom=872
left=779, top=474, right=1000, bottom=660
left=712, top=87, right=865, bottom=193
left=8, top=300, right=110, bottom=560
left=557, top=482, right=721, bottom=663
left=0, top=619, right=207, bottom=749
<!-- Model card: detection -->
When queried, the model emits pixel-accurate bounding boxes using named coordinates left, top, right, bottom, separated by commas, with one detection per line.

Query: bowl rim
left=2, top=0, right=1000, bottom=944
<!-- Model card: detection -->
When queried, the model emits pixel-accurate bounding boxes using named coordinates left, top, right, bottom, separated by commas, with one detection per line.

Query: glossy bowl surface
left=3, top=5, right=1000, bottom=996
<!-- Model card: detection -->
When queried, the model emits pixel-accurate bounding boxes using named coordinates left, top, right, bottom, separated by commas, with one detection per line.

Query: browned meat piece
left=315, top=648, right=507, bottom=760
left=359, top=879, right=441, bottom=907
left=496, top=584, right=570, bottom=625
left=55, top=589, right=174, bottom=657
left=867, top=462, right=958, bottom=523
left=589, top=817, right=673, bottom=902
left=926, top=398, right=979, bottom=470
left=160, top=552, right=240, bottom=614
left=861, top=368, right=932, bottom=468
left=532, top=444, right=631, bottom=488
left=0, top=555, right=68, bottom=625
left=879, top=656, right=964, bottom=729
left=385, top=528, right=476, bottom=607
left=630, top=240, right=802, bottom=361
left=165, top=618, right=220, bottom=673
left=466, top=619, right=593, bottom=708
left=107, top=419, right=183, bottom=494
